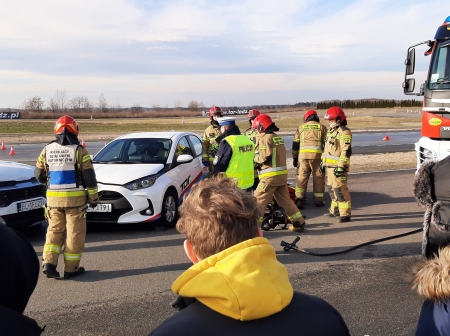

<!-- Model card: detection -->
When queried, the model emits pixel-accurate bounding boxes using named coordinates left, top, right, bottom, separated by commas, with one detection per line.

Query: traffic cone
left=9, top=145, right=15, bottom=155
left=383, top=136, right=390, bottom=141
left=1, top=141, right=5, bottom=150
left=81, top=139, right=86, bottom=147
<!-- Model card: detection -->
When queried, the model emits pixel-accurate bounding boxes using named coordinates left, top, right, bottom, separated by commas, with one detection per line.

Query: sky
left=0, top=0, right=448, bottom=108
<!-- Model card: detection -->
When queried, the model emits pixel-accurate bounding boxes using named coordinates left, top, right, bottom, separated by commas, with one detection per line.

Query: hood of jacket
left=53, top=132, right=80, bottom=146
left=413, top=246, right=450, bottom=301
left=264, top=123, right=279, bottom=134
left=172, top=237, right=293, bottom=321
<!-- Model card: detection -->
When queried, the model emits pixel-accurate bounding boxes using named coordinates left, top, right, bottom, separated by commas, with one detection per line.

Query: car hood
left=93, top=163, right=165, bottom=185
left=0, top=161, right=35, bottom=182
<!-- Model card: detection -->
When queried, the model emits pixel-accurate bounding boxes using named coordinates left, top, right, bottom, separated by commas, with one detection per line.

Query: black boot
left=64, top=267, right=86, bottom=279
left=43, top=263, right=60, bottom=278
left=295, top=198, right=304, bottom=210
left=339, top=216, right=351, bottom=223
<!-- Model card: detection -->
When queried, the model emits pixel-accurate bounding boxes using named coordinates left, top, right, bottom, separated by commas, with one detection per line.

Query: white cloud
left=0, top=0, right=446, bottom=106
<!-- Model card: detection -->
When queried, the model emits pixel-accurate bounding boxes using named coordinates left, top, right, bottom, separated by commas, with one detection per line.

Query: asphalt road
left=21, top=169, right=425, bottom=336
left=0, top=131, right=419, bottom=164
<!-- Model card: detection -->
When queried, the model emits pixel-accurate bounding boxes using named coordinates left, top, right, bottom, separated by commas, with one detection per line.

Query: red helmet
left=209, top=105, right=223, bottom=120
left=247, top=109, right=260, bottom=120
left=252, top=114, right=273, bottom=132
left=303, top=109, right=318, bottom=122
left=54, top=115, right=79, bottom=135
left=324, top=106, right=346, bottom=123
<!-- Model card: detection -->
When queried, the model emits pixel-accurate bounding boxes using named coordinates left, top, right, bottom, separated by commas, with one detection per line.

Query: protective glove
left=202, top=161, right=210, bottom=167
left=334, top=167, right=345, bottom=177
left=319, top=161, right=325, bottom=174
left=254, top=162, right=262, bottom=170
left=293, top=158, right=298, bottom=168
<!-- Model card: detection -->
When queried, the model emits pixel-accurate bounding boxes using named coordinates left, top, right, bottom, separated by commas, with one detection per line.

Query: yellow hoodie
left=172, top=237, right=293, bottom=321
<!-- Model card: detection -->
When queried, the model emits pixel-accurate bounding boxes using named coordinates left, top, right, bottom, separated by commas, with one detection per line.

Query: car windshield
left=93, top=138, right=172, bottom=164
left=428, top=40, right=450, bottom=90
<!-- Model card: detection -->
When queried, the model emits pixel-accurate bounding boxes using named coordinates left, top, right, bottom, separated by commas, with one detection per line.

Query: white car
left=0, top=161, right=46, bottom=229
left=88, top=132, right=208, bottom=226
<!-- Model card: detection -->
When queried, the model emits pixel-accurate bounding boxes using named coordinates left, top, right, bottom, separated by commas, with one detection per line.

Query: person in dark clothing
left=149, top=177, right=350, bottom=336
left=213, top=117, right=255, bottom=190
left=412, top=156, right=450, bottom=335
left=0, top=225, right=43, bottom=335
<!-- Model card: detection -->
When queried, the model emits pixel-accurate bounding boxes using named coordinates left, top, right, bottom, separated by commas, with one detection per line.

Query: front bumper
left=86, top=184, right=162, bottom=224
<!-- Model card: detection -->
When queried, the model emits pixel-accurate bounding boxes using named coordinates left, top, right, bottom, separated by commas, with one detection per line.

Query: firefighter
left=202, top=106, right=223, bottom=175
left=35, top=115, right=99, bottom=279
left=292, top=110, right=327, bottom=209
left=245, top=109, right=260, bottom=190
left=213, top=117, right=255, bottom=190
left=321, top=106, right=352, bottom=222
left=253, top=114, right=306, bottom=232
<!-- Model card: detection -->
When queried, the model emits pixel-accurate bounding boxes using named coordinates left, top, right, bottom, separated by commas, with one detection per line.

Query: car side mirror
left=176, top=154, right=194, bottom=164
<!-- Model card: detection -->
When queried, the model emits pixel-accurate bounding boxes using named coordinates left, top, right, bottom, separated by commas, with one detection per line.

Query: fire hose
left=280, top=228, right=423, bottom=256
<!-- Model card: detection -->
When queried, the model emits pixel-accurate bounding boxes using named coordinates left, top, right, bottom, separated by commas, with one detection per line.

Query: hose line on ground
left=280, top=228, right=423, bottom=256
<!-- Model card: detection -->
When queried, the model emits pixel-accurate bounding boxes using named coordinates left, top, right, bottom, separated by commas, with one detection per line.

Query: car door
left=173, top=136, right=199, bottom=199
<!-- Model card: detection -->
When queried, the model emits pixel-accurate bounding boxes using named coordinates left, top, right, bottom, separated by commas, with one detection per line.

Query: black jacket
left=213, top=124, right=241, bottom=174
left=149, top=291, right=350, bottom=336
left=0, top=225, right=43, bottom=335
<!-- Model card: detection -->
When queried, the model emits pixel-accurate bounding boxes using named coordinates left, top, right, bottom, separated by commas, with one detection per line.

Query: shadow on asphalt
left=275, top=241, right=422, bottom=263
left=18, top=220, right=181, bottom=244
left=66, top=262, right=192, bottom=282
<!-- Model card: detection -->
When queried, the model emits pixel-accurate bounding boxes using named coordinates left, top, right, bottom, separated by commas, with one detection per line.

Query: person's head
left=176, top=176, right=262, bottom=262
left=303, top=109, right=320, bottom=123
left=252, top=114, right=274, bottom=133
left=209, top=106, right=223, bottom=127
left=247, top=109, right=260, bottom=126
left=54, top=115, right=79, bottom=135
left=217, top=117, right=236, bottom=133
left=324, top=106, right=346, bottom=128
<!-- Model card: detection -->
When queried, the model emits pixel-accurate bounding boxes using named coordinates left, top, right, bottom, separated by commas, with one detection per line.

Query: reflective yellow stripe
left=259, top=170, right=288, bottom=178
left=38, top=154, right=45, bottom=162
left=82, top=155, right=91, bottom=162
left=293, top=139, right=300, bottom=143
left=44, top=244, right=61, bottom=254
left=295, top=187, right=304, bottom=193
left=289, top=212, right=303, bottom=221
left=64, top=252, right=82, bottom=261
left=202, top=154, right=208, bottom=158
left=314, top=193, right=324, bottom=197
left=47, top=190, right=86, bottom=197
left=323, top=158, right=339, bottom=165
left=259, top=146, right=267, bottom=150
left=292, top=150, right=299, bottom=155
left=300, top=149, right=323, bottom=153
left=88, top=188, right=98, bottom=195
left=339, top=203, right=351, bottom=209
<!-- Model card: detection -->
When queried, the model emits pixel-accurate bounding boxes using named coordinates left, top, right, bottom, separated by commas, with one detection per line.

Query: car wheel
left=160, top=190, right=178, bottom=227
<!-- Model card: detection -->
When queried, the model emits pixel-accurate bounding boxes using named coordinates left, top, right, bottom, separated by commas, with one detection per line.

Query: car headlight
left=124, top=174, right=161, bottom=191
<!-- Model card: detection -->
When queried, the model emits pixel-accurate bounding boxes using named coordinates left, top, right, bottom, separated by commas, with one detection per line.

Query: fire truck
left=403, top=16, right=450, bottom=169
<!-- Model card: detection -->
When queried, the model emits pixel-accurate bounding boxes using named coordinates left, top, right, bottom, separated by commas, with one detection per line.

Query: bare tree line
left=22, top=89, right=205, bottom=113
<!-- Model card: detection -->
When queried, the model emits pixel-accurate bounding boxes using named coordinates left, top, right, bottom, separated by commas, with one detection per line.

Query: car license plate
left=87, top=204, right=112, bottom=212
left=17, top=199, right=44, bottom=212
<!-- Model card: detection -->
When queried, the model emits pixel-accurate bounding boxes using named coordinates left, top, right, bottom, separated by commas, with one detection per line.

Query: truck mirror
left=403, top=78, right=415, bottom=93
left=405, top=48, right=415, bottom=75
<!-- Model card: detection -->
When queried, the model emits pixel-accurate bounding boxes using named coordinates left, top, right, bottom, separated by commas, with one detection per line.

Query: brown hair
left=176, top=176, right=261, bottom=259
